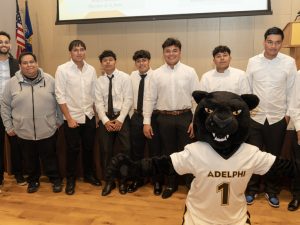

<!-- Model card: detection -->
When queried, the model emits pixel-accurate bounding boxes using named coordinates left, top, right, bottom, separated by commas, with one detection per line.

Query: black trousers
left=130, top=112, right=163, bottom=183
left=157, top=111, right=194, bottom=187
left=0, top=117, right=24, bottom=180
left=99, top=116, right=130, bottom=181
left=18, top=133, right=61, bottom=183
left=246, top=118, right=287, bottom=194
left=0, top=117, right=5, bottom=181
left=8, top=135, right=24, bottom=176
left=290, top=131, right=300, bottom=199
left=63, top=116, right=96, bottom=179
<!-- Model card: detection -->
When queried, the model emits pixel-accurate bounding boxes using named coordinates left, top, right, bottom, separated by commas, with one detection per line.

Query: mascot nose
left=213, top=115, right=233, bottom=128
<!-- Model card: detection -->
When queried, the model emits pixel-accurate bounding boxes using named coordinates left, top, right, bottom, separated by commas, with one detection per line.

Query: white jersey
left=170, top=142, right=276, bottom=225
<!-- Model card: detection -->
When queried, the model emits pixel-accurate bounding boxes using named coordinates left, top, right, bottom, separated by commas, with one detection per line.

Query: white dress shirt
left=246, top=52, right=297, bottom=125
left=200, top=67, right=250, bottom=95
left=143, top=62, right=200, bottom=124
left=130, top=68, right=155, bottom=111
left=55, top=60, right=97, bottom=124
left=0, top=59, right=10, bottom=103
left=95, top=69, right=133, bottom=125
left=288, top=70, right=300, bottom=131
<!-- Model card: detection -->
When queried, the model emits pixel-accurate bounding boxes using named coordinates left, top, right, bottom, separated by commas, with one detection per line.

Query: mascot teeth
left=212, top=133, right=229, bottom=142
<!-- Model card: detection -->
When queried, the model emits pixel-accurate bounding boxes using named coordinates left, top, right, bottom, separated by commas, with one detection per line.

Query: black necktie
left=137, top=74, right=146, bottom=113
left=107, top=75, right=114, bottom=118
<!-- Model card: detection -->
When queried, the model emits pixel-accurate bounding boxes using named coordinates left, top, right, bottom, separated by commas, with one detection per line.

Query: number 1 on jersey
left=217, top=182, right=230, bottom=205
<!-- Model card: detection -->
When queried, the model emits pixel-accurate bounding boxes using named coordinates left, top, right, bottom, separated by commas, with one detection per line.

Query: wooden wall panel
left=3, top=0, right=299, bottom=76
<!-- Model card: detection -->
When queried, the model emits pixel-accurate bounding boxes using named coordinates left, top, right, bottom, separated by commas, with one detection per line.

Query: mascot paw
left=106, top=154, right=141, bottom=181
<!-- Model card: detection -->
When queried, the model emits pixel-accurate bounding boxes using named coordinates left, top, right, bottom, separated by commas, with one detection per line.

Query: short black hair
left=162, top=38, right=181, bottom=50
left=18, top=52, right=37, bottom=64
left=68, top=40, right=86, bottom=51
left=132, top=50, right=151, bottom=61
left=264, top=27, right=284, bottom=40
left=98, top=50, right=117, bottom=62
left=212, top=45, right=231, bottom=57
left=0, top=31, right=11, bottom=40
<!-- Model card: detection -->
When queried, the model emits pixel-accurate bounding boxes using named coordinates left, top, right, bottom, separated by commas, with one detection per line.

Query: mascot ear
left=192, top=91, right=208, bottom=104
left=240, top=94, right=259, bottom=110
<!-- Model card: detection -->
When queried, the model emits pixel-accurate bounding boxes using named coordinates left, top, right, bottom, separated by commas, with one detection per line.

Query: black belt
left=157, top=109, right=191, bottom=116
left=106, top=112, right=120, bottom=120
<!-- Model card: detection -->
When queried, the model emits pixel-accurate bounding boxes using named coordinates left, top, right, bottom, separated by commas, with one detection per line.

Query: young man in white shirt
left=245, top=27, right=298, bottom=207
left=287, top=70, right=300, bottom=211
left=55, top=40, right=100, bottom=195
left=200, top=45, right=250, bottom=95
left=128, top=50, right=163, bottom=195
left=95, top=50, right=133, bottom=196
left=143, top=38, right=200, bottom=198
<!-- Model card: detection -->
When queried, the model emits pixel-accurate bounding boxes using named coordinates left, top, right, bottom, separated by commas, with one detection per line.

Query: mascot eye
left=204, top=108, right=214, bottom=114
left=232, top=110, right=242, bottom=116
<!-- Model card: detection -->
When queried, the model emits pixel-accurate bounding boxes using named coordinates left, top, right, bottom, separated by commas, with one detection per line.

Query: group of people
left=0, top=26, right=300, bottom=212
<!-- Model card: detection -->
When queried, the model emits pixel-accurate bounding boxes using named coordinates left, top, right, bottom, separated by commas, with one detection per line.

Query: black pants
left=0, top=117, right=24, bottom=181
left=18, top=133, right=61, bottom=183
left=157, top=111, right=194, bottom=188
left=8, top=135, right=24, bottom=176
left=63, top=116, right=96, bottom=179
left=0, top=117, right=5, bottom=181
left=99, top=116, right=130, bottom=181
left=246, top=118, right=287, bottom=194
left=290, top=131, right=300, bottom=199
left=130, top=112, right=163, bottom=183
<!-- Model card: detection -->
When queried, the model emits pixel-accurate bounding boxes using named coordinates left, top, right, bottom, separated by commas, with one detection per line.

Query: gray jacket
left=1, top=69, right=63, bottom=140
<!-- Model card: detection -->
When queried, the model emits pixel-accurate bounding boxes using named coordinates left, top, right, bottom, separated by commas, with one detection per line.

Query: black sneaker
left=15, top=175, right=27, bottom=186
left=265, top=193, right=280, bottom=208
left=245, top=193, right=257, bottom=205
left=27, top=181, right=40, bottom=193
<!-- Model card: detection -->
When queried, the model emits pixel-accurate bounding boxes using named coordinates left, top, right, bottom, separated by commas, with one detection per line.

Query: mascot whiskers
left=106, top=91, right=298, bottom=225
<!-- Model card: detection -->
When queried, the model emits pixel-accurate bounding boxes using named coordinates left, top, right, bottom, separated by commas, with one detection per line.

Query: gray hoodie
left=1, top=68, right=63, bottom=140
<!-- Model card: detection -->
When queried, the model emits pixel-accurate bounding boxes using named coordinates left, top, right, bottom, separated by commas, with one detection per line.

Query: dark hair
left=212, top=45, right=231, bottom=57
left=132, top=50, right=151, bottom=61
left=162, top=38, right=181, bottom=50
left=18, top=52, right=37, bottom=64
left=98, top=50, right=117, bottom=62
left=68, top=40, right=86, bottom=51
left=0, top=31, right=11, bottom=40
left=264, top=27, right=284, bottom=40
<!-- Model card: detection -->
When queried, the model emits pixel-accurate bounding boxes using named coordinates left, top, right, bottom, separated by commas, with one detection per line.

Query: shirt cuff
left=143, top=117, right=151, bottom=125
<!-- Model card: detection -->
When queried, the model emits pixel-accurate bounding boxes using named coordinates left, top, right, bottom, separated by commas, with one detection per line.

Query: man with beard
left=0, top=31, right=26, bottom=187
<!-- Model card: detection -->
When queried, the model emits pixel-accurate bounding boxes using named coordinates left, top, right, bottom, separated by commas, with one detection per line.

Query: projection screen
left=56, top=0, right=271, bottom=24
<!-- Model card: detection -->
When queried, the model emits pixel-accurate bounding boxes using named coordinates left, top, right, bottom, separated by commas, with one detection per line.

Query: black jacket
left=8, top=53, right=19, bottom=77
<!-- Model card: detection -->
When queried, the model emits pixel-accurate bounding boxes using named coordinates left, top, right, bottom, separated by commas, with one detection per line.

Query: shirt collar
left=165, top=61, right=181, bottom=70
left=70, top=59, right=87, bottom=70
left=105, top=69, right=118, bottom=78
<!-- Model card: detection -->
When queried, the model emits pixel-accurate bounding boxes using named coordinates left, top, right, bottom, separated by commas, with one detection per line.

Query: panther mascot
left=106, top=91, right=297, bottom=225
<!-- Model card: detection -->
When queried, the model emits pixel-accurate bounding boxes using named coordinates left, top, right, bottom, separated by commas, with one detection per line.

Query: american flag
left=16, top=0, right=25, bottom=58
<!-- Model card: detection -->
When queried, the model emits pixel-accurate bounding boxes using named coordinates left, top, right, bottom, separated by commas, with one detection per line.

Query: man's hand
left=7, top=130, right=16, bottom=136
left=187, top=122, right=194, bottom=139
left=143, top=124, right=154, bottom=139
left=285, top=116, right=290, bottom=125
left=105, top=120, right=115, bottom=132
left=113, top=120, right=123, bottom=131
left=67, top=118, right=79, bottom=128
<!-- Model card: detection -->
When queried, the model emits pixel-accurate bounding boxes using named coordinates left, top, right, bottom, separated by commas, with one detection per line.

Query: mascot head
left=193, top=91, right=259, bottom=159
